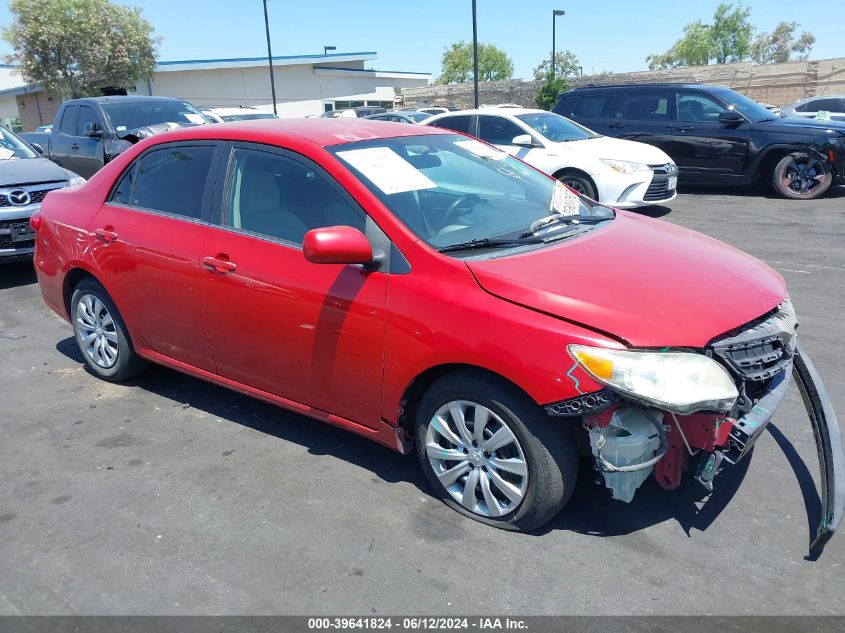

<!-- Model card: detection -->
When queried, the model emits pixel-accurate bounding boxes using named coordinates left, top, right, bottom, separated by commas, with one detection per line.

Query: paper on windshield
left=550, top=181, right=581, bottom=216
left=454, top=139, right=507, bottom=160
left=815, top=110, right=832, bottom=122
left=184, top=113, right=207, bottom=125
left=336, top=147, right=436, bottom=195
left=0, top=147, right=14, bottom=160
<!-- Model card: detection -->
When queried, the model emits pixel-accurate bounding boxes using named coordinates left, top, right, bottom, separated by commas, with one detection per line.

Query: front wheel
left=556, top=171, right=597, bottom=200
left=773, top=152, right=832, bottom=200
left=415, top=372, right=578, bottom=531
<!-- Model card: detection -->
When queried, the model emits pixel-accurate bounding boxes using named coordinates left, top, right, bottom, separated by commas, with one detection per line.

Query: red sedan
left=30, top=120, right=842, bottom=554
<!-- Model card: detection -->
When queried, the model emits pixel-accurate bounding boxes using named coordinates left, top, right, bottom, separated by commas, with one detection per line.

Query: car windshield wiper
left=437, top=236, right=543, bottom=253
left=518, top=213, right=608, bottom=238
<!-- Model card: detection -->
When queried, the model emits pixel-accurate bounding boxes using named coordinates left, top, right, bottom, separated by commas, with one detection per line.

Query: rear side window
left=624, top=92, right=670, bottom=120
left=59, top=105, right=79, bottom=136
left=573, top=94, right=611, bottom=117
left=130, top=145, right=215, bottom=218
left=431, top=115, right=472, bottom=134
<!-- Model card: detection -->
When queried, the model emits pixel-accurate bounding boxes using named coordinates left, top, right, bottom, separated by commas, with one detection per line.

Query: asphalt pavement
left=1, top=185, right=844, bottom=615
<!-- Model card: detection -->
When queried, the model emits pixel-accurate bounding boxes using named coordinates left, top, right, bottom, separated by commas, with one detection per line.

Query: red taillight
left=828, top=148, right=836, bottom=162
left=30, top=210, right=42, bottom=231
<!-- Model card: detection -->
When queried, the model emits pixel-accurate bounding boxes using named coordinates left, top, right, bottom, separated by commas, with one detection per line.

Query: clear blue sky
left=0, top=0, right=843, bottom=79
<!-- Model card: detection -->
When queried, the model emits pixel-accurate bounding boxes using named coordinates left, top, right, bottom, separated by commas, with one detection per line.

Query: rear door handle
left=676, top=125, right=695, bottom=132
left=609, top=122, right=624, bottom=129
left=203, top=256, right=237, bottom=274
left=69, top=143, right=80, bottom=150
left=94, top=227, right=118, bottom=242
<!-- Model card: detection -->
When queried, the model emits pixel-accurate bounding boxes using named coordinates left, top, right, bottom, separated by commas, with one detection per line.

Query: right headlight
left=568, top=345, right=738, bottom=414
left=598, top=159, right=651, bottom=174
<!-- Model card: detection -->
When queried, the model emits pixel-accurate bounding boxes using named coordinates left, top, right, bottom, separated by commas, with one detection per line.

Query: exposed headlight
left=67, top=176, right=86, bottom=188
left=568, top=345, right=738, bottom=414
left=598, top=159, right=651, bottom=174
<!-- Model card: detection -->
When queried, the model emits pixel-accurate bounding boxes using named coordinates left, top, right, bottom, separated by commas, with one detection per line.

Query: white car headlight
left=598, top=159, right=651, bottom=174
left=568, top=345, right=738, bottom=414
left=67, top=176, right=86, bottom=188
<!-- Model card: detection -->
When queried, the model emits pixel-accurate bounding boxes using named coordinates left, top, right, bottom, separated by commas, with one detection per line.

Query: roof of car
left=71, top=95, right=186, bottom=103
left=566, top=83, right=720, bottom=92
left=428, top=107, right=547, bottom=117
left=141, top=117, right=450, bottom=148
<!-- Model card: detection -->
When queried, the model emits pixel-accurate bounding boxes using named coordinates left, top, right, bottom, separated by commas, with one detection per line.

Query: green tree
left=646, top=3, right=753, bottom=69
left=534, top=74, right=567, bottom=111
left=751, top=21, right=816, bottom=64
left=436, top=41, right=514, bottom=84
left=533, top=50, right=580, bottom=80
left=3, top=0, right=158, bottom=98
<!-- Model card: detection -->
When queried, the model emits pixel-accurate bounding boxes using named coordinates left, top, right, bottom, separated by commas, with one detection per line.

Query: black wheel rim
left=782, top=157, right=825, bottom=196
left=562, top=179, right=587, bottom=195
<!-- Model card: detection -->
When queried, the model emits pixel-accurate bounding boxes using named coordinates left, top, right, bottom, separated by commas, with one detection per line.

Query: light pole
left=262, top=0, right=278, bottom=115
left=551, top=9, right=565, bottom=80
left=324, top=45, right=336, bottom=55
left=472, top=0, right=479, bottom=108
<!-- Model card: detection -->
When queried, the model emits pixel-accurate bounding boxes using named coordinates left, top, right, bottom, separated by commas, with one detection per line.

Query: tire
left=70, top=278, right=147, bottom=382
left=415, top=371, right=578, bottom=531
left=557, top=171, right=597, bottom=200
left=772, top=152, right=832, bottom=200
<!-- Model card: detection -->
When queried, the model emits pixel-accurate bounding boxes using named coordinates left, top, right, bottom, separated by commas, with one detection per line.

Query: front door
left=90, top=142, right=219, bottom=372
left=70, top=105, right=105, bottom=179
left=200, top=144, right=388, bottom=428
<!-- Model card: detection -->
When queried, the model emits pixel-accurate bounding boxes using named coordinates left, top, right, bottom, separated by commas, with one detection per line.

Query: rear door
left=91, top=141, right=220, bottom=372
left=671, top=90, right=751, bottom=179
left=566, top=91, right=624, bottom=136
left=616, top=90, right=675, bottom=155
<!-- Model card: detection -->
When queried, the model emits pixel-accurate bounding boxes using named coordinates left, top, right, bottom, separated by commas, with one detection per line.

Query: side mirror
left=30, top=143, right=44, bottom=155
left=84, top=122, right=103, bottom=137
left=303, top=226, right=373, bottom=265
left=718, top=111, right=743, bottom=124
left=512, top=134, right=537, bottom=148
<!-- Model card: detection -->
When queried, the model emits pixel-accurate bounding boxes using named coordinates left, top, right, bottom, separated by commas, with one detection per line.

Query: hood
left=554, top=135, right=673, bottom=165
left=757, top=116, right=845, bottom=136
left=0, top=157, right=70, bottom=187
left=467, top=212, right=786, bottom=348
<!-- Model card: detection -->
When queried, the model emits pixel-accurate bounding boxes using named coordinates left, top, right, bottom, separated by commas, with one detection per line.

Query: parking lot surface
left=2, top=186, right=844, bottom=615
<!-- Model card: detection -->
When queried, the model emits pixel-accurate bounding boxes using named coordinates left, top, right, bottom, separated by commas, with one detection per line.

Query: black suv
left=554, top=83, right=845, bottom=199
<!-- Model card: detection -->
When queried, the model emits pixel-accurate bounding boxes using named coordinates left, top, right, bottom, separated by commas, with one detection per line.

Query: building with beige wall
left=1, top=51, right=431, bottom=131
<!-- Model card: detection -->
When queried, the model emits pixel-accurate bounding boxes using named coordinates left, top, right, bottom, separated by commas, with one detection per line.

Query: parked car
left=758, top=103, right=782, bottom=117
left=365, top=111, right=433, bottom=124
left=19, top=96, right=210, bottom=179
left=781, top=95, right=845, bottom=122
left=0, top=126, right=83, bottom=262
left=199, top=105, right=278, bottom=123
left=320, top=106, right=388, bottom=119
left=423, top=108, right=678, bottom=208
left=34, top=125, right=53, bottom=133
left=554, top=83, right=845, bottom=199
left=30, top=119, right=842, bottom=555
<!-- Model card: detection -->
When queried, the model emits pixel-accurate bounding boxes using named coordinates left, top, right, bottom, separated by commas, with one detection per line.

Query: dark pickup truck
left=20, top=96, right=210, bottom=179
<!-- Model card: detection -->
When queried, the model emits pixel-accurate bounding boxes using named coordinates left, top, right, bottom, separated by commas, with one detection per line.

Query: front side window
left=225, top=147, right=365, bottom=246
left=330, top=134, right=610, bottom=252
left=477, top=116, right=526, bottom=146
left=516, top=112, right=598, bottom=142
left=624, top=92, right=669, bottom=120
left=76, top=106, right=101, bottom=135
left=130, top=145, right=215, bottom=218
left=431, top=115, right=472, bottom=134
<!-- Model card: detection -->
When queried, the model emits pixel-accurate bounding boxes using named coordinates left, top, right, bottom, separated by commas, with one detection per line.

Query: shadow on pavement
left=678, top=183, right=845, bottom=200
left=633, top=205, right=672, bottom=218
left=0, top=261, right=36, bottom=290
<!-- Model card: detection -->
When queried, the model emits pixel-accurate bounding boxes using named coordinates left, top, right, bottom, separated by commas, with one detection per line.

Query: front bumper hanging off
left=793, top=344, right=844, bottom=559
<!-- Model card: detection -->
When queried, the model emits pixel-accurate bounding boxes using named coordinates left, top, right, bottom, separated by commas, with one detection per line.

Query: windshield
left=0, top=126, right=37, bottom=160
left=516, top=112, right=599, bottom=142
left=101, top=100, right=209, bottom=132
left=329, top=134, right=610, bottom=252
left=220, top=113, right=278, bottom=122
left=714, top=89, right=775, bottom=122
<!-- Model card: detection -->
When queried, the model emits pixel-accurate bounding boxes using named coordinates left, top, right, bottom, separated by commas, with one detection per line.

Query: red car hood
left=467, top=212, right=787, bottom=348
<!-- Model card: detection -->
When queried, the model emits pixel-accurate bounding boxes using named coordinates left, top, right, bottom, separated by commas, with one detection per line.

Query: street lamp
left=324, top=45, right=336, bottom=55
left=472, top=0, right=479, bottom=108
left=262, top=0, right=278, bottom=115
left=551, top=9, right=565, bottom=80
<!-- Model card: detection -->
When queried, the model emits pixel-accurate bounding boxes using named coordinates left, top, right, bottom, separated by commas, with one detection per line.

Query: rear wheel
left=71, top=279, right=147, bottom=381
left=415, top=371, right=578, bottom=531
left=556, top=171, right=597, bottom=200
left=773, top=152, right=832, bottom=200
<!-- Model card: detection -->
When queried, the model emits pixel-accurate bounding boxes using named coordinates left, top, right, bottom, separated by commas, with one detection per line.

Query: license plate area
left=10, top=221, right=35, bottom=243
left=667, top=175, right=677, bottom=190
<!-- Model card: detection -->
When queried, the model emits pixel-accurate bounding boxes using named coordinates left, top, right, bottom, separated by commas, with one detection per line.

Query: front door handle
left=609, top=122, right=624, bottom=129
left=676, top=125, right=695, bottom=132
left=70, top=143, right=80, bottom=150
left=94, top=227, right=118, bottom=242
left=203, top=256, right=237, bottom=274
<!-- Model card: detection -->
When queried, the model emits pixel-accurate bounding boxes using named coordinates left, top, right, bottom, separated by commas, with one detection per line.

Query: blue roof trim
left=316, top=66, right=431, bottom=76
left=157, top=51, right=377, bottom=66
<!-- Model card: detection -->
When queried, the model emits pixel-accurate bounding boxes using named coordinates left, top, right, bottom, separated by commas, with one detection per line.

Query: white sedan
left=423, top=108, right=678, bottom=208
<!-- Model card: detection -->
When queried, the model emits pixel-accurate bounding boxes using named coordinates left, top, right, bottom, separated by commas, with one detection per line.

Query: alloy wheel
left=562, top=178, right=587, bottom=195
left=75, top=294, right=119, bottom=369
left=425, top=400, right=529, bottom=517
left=782, top=156, right=825, bottom=196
